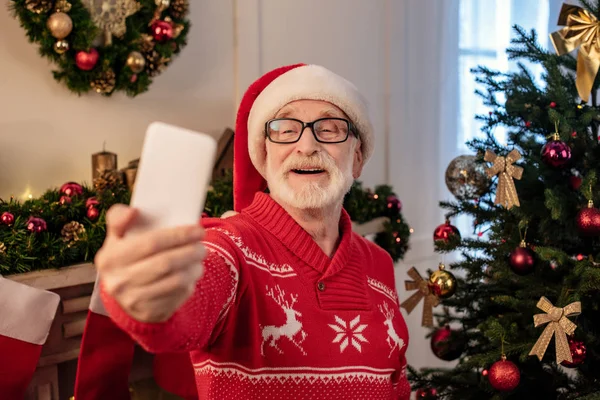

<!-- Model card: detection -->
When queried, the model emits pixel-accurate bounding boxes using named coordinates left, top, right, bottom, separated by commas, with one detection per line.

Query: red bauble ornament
left=525, top=121, right=532, bottom=128
left=75, top=48, right=99, bottom=71
left=488, top=357, right=520, bottom=392
left=570, top=175, right=582, bottom=190
left=60, top=182, right=83, bottom=197
left=386, top=195, right=402, bottom=216
left=541, top=135, right=571, bottom=167
left=508, top=241, right=535, bottom=275
left=59, top=196, right=71, bottom=205
left=415, top=387, right=438, bottom=399
left=86, top=197, right=99, bottom=209
left=430, top=326, right=465, bottom=361
left=26, top=217, right=47, bottom=233
left=577, top=200, right=600, bottom=236
left=1, top=212, right=15, bottom=225
left=550, top=101, right=557, bottom=108
left=151, top=20, right=174, bottom=42
left=433, top=221, right=460, bottom=243
left=87, top=206, right=100, bottom=221
left=561, top=337, right=586, bottom=368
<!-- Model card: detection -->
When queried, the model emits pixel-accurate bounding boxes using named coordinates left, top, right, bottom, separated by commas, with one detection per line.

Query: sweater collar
left=243, top=193, right=353, bottom=277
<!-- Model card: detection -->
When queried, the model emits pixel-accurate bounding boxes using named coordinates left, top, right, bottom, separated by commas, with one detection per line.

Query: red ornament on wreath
left=386, top=195, right=402, bottom=216
left=560, top=337, right=586, bottom=368
left=87, top=206, right=100, bottom=221
left=59, top=196, right=72, bottom=205
left=60, top=182, right=83, bottom=197
left=1, top=212, right=15, bottom=226
left=488, top=355, right=520, bottom=392
left=415, top=387, right=438, bottom=399
left=577, top=200, right=600, bottom=236
left=430, top=325, right=465, bottom=361
left=75, top=49, right=99, bottom=71
left=541, top=133, right=571, bottom=168
left=86, top=197, right=100, bottom=209
left=433, top=221, right=460, bottom=243
left=151, top=20, right=174, bottom=42
left=508, top=240, right=535, bottom=275
left=26, top=217, right=47, bottom=233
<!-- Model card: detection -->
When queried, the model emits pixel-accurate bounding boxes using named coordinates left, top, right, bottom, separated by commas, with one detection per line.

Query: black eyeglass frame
left=264, top=117, right=358, bottom=144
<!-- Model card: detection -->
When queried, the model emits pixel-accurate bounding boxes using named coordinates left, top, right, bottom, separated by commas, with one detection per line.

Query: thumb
left=105, top=204, right=138, bottom=238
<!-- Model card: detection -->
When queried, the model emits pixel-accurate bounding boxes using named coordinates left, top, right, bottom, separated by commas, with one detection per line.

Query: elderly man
left=96, top=64, right=410, bottom=399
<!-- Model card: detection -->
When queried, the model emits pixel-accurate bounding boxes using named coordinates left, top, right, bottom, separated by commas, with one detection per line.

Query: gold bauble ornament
left=429, top=263, right=457, bottom=299
left=126, top=51, right=146, bottom=73
left=47, top=12, right=73, bottom=39
left=53, top=40, right=70, bottom=54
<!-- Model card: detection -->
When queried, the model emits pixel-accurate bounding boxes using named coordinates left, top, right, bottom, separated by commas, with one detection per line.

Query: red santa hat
left=233, top=63, right=374, bottom=212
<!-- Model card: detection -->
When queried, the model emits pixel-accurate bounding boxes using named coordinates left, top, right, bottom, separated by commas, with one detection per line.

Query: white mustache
left=283, top=153, right=336, bottom=173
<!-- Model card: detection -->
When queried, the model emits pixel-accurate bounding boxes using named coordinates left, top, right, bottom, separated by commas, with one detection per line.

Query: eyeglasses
left=265, top=118, right=357, bottom=144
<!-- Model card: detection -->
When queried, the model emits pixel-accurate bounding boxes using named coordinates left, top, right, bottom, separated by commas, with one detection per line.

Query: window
left=458, top=0, right=550, bottom=150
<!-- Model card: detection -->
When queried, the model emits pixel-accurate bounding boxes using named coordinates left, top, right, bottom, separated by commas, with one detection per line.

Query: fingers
left=125, top=242, right=206, bottom=286
left=106, top=205, right=139, bottom=238
left=97, top=224, right=205, bottom=269
left=119, top=265, right=203, bottom=322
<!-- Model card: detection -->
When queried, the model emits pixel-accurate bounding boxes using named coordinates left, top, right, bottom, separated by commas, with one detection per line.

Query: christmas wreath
left=10, top=0, right=190, bottom=96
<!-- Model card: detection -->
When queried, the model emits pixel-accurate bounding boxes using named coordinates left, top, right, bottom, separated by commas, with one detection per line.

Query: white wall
left=2, top=0, right=457, bottom=371
left=0, top=2, right=235, bottom=199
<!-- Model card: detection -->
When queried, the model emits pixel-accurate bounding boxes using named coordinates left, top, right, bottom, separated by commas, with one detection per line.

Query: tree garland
left=9, top=0, right=190, bottom=96
left=0, top=171, right=411, bottom=275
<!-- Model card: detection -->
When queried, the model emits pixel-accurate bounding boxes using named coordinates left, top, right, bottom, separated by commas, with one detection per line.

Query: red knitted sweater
left=103, top=193, right=411, bottom=400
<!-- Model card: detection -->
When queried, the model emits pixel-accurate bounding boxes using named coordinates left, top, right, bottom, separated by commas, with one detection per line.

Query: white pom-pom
left=221, top=210, right=239, bottom=219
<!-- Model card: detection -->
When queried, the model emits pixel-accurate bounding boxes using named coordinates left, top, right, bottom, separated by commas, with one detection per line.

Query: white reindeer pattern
left=378, top=302, right=405, bottom=358
left=260, top=285, right=307, bottom=356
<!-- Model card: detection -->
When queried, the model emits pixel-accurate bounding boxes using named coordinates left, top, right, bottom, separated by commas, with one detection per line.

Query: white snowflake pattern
left=328, top=315, right=368, bottom=353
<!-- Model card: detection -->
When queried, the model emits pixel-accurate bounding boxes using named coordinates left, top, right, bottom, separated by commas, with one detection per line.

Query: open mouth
left=291, top=168, right=326, bottom=175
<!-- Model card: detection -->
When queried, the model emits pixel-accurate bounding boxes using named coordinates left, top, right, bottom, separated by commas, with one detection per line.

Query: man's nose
left=294, top=126, right=321, bottom=155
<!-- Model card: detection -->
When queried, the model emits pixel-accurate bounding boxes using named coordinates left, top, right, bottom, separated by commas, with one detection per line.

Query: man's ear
left=352, top=139, right=364, bottom=179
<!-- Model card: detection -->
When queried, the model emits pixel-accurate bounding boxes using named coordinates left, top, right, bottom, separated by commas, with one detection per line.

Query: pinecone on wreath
left=90, top=69, right=116, bottom=94
left=144, top=50, right=171, bottom=77
left=169, top=0, right=189, bottom=19
left=139, top=34, right=155, bottom=53
left=61, top=221, right=86, bottom=245
left=94, top=169, right=122, bottom=192
left=25, top=0, right=53, bottom=14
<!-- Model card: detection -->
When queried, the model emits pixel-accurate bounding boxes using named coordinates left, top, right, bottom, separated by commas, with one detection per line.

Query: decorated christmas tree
left=408, top=2, right=600, bottom=399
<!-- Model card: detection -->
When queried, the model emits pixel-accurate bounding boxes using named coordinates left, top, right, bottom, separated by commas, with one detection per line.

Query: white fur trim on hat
left=247, top=65, right=374, bottom=176
left=0, top=276, right=60, bottom=345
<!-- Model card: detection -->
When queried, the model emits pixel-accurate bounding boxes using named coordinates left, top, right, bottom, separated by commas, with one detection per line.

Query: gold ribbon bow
left=484, top=149, right=523, bottom=209
left=529, top=297, right=581, bottom=364
left=401, top=267, right=440, bottom=327
left=550, top=3, right=600, bottom=102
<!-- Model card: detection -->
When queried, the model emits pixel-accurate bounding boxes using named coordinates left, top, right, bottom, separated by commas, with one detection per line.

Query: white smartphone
left=126, top=122, right=217, bottom=236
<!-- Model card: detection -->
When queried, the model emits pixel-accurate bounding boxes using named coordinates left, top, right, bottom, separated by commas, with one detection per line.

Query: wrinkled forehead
left=274, top=100, right=350, bottom=120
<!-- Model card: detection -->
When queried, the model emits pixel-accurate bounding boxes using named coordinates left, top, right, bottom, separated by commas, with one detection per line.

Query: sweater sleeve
left=101, top=227, right=240, bottom=353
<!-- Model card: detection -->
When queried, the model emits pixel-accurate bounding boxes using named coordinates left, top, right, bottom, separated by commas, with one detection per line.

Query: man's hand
left=95, top=204, right=207, bottom=322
